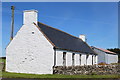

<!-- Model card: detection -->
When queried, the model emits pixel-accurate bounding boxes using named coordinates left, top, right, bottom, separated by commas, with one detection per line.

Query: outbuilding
left=91, top=46, right=118, bottom=64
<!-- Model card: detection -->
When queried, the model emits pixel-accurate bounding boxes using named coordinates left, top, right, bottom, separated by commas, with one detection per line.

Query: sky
left=2, top=2, right=118, bottom=57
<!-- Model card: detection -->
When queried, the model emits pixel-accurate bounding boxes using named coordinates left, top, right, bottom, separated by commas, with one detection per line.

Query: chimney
left=23, top=10, right=38, bottom=25
left=79, top=34, right=86, bottom=42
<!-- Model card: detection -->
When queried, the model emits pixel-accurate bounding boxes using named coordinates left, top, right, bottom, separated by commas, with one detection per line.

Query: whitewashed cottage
left=91, top=46, right=118, bottom=64
left=6, top=10, right=98, bottom=74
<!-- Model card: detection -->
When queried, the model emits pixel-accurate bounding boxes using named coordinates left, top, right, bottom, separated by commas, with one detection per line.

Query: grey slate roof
left=38, top=22, right=96, bottom=54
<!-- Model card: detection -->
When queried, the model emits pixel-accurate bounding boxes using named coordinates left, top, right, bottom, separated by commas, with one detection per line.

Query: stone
left=53, top=65, right=120, bottom=75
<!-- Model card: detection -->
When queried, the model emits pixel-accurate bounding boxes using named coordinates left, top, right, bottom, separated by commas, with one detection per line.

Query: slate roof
left=91, top=46, right=117, bottom=55
left=37, top=22, right=96, bottom=54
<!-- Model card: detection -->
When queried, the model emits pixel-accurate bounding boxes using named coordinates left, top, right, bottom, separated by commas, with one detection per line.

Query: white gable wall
left=6, top=24, right=54, bottom=74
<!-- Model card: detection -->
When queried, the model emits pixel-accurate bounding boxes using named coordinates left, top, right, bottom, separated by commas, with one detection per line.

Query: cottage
left=91, top=46, right=118, bottom=64
left=6, top=10, right=97, bottom=74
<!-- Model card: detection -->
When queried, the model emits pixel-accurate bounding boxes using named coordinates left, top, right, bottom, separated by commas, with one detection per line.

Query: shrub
left=98, top=62, right=108, bottom=65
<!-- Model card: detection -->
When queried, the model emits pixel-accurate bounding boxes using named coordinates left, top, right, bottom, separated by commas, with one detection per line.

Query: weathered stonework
left=53, top=65, right=120, bottom=75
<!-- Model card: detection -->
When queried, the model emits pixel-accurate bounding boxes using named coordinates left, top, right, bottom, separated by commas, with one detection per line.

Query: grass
left=0, top=58, right=5, bottom=72
left=1, top=71, right=120, bottom=78
left=0, top=58, right=6, bottom=63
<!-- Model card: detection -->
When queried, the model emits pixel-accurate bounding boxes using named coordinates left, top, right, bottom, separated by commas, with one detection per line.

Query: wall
left=6, top=24, right=54, bottom=74
left=66, top=53, right=72, bottom=66
left=95, top=56, right=98, bottom=64
left=56, top=49, right=96, bottom=66
left=87, top=55, right=92, bottom=65
left=106, top=54, right=118, bottom=64
left=56, top=50, right=63, bottom=66
left=53, top=65, right=120, bottom=75
left=56, top=50, right=73, bottom=66
left=93, top=48, right=118, bottom=64
left=93, top=48, right=106, bottom=63
left=81, top=54, right=86, bottom=65
left=75, top=54, right=80, bottom=66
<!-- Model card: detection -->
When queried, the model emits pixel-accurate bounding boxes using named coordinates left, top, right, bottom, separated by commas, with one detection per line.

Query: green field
left=0, top=58, right=120, bottom=78
left=1, top=72, right=120, bottom=78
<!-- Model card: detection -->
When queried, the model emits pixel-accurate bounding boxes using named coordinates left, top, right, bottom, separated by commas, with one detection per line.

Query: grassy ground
left=1, top=71, right=120, bottom=78
left=0, top=58, right=6, bottom=72
left=0, top=58, right=6, bottom=63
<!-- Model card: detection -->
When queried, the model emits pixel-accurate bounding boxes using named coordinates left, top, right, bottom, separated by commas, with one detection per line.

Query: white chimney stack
left=79, top=34, right=86, bottom=42
left=23, top=10, right=38, bottom=25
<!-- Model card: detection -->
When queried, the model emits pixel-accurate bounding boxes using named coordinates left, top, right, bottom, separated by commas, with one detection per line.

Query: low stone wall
left=53, top=65, right=120, bottom=75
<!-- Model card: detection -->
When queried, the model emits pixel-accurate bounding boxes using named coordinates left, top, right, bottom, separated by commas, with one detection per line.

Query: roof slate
left=37, top=22, right=96, bottom=54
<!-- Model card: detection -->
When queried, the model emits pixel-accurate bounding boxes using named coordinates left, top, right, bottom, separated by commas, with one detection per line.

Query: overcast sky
left=2, top=2, right=118, bottom=57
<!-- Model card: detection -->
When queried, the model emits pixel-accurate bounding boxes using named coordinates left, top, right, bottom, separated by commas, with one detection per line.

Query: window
left=63, top=52, right=66, bottom=66
left=92, top=55, right=93, bottom=65
left=32, top=32, right=34, bottom=34
left=94, top=55, right=96, bottom=64
left=79, top=54, right=81, bottom=65
left=72, top=53, right=75, bottom=66
left=86, top=54, right=89, bottom=65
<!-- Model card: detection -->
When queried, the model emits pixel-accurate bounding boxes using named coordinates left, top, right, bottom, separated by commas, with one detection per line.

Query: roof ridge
left=38, top=22, right=82, bottom=40
left=92, top=46, right=116, bottom=54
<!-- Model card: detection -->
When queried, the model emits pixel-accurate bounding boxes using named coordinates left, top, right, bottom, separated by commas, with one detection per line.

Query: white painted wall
left=6, top=24, right=54, bottom=74
left=56, top=50, right=63, bottom=66
left=105, top=53, right=118, bottom=64
left=93, top=48, right=118, bottom=64
left=95, top=56, right=98, bottom=64
left=75, top=54, right=80, bottom=66
left=86, top=55, right=92, bottom=65
left=23, top=10, right=38, bottom=25
left=81, top=54, right=86, bottom=65
left=56, top=49, right=96, bottom=66
left=66, top=53, right=72, bottom=66
left=93, top=48, right=105, bottom=63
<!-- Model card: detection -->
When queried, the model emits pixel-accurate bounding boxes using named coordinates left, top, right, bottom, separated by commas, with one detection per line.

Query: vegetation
left=0, top=58, right=6, bottom=72
left=0, top=58, right=6, bottom=63
left=98, top=62, right=108, bottom=65
left=1, top=72, right=120, bottom=78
